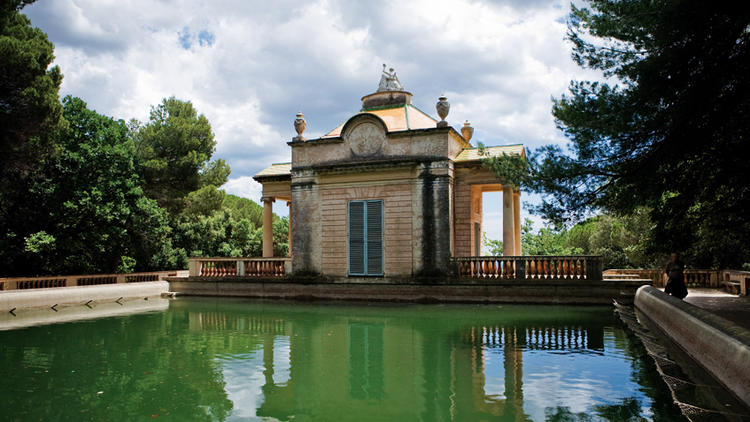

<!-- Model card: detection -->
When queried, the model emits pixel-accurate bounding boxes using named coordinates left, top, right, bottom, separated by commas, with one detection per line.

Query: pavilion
left=253, top=66, right=524, bottom=279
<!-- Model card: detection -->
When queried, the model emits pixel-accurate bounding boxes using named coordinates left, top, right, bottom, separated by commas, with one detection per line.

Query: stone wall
left=416, top=161, right=453, bottom=274
left=291, top=159, right=457, bottom=277
left=291, top=169, right=322, bottom=273
left=168, top=278, right=646, bottom=305
left=320, top=182, right=414, bottom=276
left=635, top=286, right=750, bottom=407
left=291, top=114, right=466, bottom=168
left=287, top=113, right=483, bottom=277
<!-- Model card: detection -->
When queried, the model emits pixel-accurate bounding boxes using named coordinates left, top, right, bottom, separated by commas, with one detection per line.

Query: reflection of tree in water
left=546, top=406, right=593, bottom=422
left=545, top=397, right=648, bottom=421
left=594, top=397, right=649, bottom=421
left=0, top=310, right=233, bottom=421
left=616, top=318, right=688, bottom=421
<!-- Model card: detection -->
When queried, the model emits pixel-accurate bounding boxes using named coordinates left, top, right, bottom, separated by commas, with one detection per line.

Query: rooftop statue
left=377, top=64, right=404, bottom=92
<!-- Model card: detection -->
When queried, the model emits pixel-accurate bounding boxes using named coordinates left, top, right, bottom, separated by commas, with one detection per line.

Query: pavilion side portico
left=258, top=177, right=292, bottom=258
left=452, top=158, right=522, bottom=258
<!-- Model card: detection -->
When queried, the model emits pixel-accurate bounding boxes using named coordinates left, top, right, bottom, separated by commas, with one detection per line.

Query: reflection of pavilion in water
left=188, top=310, right=607, bottom=421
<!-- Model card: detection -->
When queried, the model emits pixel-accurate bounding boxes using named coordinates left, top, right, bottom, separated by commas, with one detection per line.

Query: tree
left=133, top=97, right=230, bottom=212
left=222, top=194, right=264, bottom=228
left=0, top=0, right=63, bottom=175
left=171, top=211, right=262, bottom=258
left=0, top=96, right=182, bottom=276
left=484, top=212, right=664, bottom=269
left=483, top=232, right=503, bottom=256
left=521, top=1, right=750, bottom=268
left=273, top=216, right=289, bottom=257
left=172, top=195, right=289, bottom=259
left=183, top=185, right=226, bottom=218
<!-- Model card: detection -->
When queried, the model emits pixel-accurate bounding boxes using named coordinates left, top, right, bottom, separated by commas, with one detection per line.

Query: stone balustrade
left=452, top=255, right=603, bottom=281
left=604, top=268, right=749, bottom=295
left=722, top=270, right=750, bottom=295
left=0, top=270, right=186, bottom=291
left=188, top=257, right=291, bottom=278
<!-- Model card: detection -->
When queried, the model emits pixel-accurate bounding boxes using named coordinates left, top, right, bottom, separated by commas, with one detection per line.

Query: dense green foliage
left=0, top=4, right=287, bottom=276
left=1, top=97, right=182, bottom=275
left=485, top=209, right=664, bottom=269
left=487, top=1, right=750, bottom=268
left=172, top=195, right=288, bottom=259
left=0, top=0, right=62, bottom=176
left=132, top=97, right=230, bottom=213
left=0, top=92, right=287, bottom=276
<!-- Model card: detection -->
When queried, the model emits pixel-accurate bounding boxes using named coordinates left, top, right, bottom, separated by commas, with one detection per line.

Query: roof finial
left=377, top=64, right=404, bottom=92
left=436, top=95, right=450, bottom=127
left=293, top=112, right=306, bottom=141
left=461, top=120, right=474, bottom=142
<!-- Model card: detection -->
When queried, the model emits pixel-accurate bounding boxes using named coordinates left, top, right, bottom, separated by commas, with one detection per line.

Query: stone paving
left=684, top=288, right=750, bottom=331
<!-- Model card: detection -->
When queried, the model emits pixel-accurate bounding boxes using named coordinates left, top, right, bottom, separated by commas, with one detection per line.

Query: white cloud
left=25, top=0, right=594, bottom=225
left=220, top=176, right=289, bottom=217
left=221, top=176, right=262, bottom=202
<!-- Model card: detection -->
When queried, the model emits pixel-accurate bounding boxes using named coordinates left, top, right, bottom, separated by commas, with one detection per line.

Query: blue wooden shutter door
left=366, top=200, right=383, bottom=275
left=348, top=201, right=365, bottom=274
left=349, top=200, right=383, bottom=276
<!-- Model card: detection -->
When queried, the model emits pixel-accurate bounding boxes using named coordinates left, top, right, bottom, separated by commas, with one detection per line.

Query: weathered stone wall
left=168, top=278, right=646, bottom=305
left=320, top=181, right=415, bottom=277
left=290, top=159, right=458, bottom=278
left=288, top=113, right=476, bottom=277
left=291, top=169, right=322, bottom=273
left=291, top=114, right=467, bottom=168
left=415, top=161, right=453, bottom=274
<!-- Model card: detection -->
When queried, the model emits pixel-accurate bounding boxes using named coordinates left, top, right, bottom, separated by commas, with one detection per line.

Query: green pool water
left=0, top=298, right=684, bottom=421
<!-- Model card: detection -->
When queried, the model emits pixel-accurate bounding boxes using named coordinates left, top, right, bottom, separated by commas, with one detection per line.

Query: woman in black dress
left=664, top=252, right=688, bottom=299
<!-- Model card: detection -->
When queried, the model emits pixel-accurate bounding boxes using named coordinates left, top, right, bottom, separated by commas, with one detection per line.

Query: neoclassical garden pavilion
left=253, top=67, right=524, bottom=279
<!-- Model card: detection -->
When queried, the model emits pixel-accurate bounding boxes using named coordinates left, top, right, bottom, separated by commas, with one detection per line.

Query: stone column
left=513, top=190, right=522, bottom=256
left=502, top=185, right=515, bottom=256
left=262, top=196, right=274, bottom=258
left=286, top=201, right=292, bottom=257
left=263, top=334, right=275, bottom=386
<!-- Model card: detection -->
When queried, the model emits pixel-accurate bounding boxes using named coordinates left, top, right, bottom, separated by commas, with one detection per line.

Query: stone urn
left=436, top=96, right=450, bottom=127
left=293, top=112, right=306, bottom=141
left=461, top=120, right=474, bottom=142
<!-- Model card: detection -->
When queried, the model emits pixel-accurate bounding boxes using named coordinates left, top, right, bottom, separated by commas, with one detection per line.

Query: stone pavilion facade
left=254, top=67, right=524, bottom=279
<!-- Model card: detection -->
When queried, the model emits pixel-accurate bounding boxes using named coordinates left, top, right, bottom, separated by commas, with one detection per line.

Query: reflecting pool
left=0, top=298, right=685, bottom=421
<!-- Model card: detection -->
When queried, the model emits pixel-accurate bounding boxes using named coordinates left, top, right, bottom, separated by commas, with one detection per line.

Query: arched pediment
left=341, top=113, right=388, bottom=157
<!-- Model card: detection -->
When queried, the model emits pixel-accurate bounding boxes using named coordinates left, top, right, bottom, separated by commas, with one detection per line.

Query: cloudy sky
left=24, top=0, right=594, bottom=240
